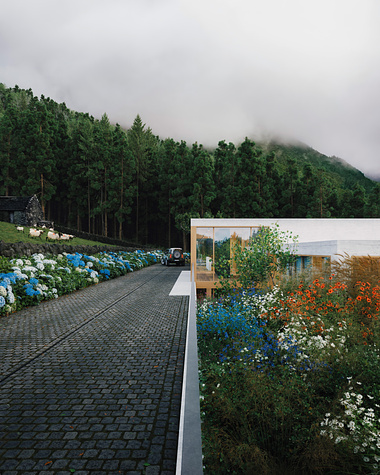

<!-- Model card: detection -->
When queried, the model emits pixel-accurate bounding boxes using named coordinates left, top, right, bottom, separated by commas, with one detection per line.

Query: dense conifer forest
left=1, top=84, right=379, bottom=248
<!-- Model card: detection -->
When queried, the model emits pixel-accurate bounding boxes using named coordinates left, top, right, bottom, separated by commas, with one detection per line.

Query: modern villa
left=190, top=218, right=380, bottom=296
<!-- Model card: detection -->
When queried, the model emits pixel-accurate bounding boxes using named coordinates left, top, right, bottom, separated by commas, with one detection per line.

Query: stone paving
left=0, top=264, right=189, bottom=475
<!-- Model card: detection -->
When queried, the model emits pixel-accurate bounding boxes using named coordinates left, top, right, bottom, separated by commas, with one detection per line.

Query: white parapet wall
left=191, top=218, right=380, bottom=243
left=191, top=219, right=380, bottom=294
left=192, top=218, right=380, bottom=258
left=296, top=240, right=380, bottom=258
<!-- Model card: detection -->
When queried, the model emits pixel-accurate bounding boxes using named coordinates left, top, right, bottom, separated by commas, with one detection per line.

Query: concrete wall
left=176, top=272, right=203, bottom=475
left=296, top=240, right=380, bottom=257
left=191, top=218, right=380, bottom=244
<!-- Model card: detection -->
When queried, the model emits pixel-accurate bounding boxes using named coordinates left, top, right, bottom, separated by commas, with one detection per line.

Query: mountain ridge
left=255, top=139, right=377, bottom=191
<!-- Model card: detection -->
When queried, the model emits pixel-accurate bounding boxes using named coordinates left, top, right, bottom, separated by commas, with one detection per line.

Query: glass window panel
left=195, top=226, right=263, bottom=283
left=303, top=256, right=312, bottom=269
left=296, top=257, right=302, bottom=272
left=214, top=228, right=231, bottom=278
left=230, top=228, right=254, bottom=274
left=196, top=227, right=214, bottom=281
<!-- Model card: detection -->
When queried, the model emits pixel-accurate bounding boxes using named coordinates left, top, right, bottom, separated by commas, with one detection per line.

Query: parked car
left=161, top=248, right=186, bottom=266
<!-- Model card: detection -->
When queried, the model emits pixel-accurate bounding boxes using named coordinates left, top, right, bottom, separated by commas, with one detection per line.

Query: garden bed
left=0, top=250, right=162, bottom=316
left=197, top=273, right=380, bottom=474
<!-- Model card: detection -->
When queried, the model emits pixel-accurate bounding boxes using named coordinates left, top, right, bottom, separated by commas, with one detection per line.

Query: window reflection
left=196, top=228, right=214, bottom=281
left=195, top=227, right=260, bottom=282
left=214, top=228, right=231, bottom=277
left=230, top=228, right=252, bottom=274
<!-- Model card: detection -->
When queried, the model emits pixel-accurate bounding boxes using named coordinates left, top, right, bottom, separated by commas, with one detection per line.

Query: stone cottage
left=0, top=195, right=43, bottom=226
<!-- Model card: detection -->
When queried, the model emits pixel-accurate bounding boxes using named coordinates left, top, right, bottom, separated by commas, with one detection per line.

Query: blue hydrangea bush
left=0, top=250, right=162, bottom=316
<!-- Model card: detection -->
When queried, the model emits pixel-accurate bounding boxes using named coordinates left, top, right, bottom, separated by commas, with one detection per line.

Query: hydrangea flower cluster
left=0, top=249, right=162, bottom=316
left=0, top=273, right=17, bottom=313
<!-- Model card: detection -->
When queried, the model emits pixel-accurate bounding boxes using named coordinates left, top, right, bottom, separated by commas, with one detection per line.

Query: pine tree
left=127, top=115, right=157, bottom=242
left=189, top=143, right=215, bottom=218
left=235, top=138, right=264, bottom=217
left=108, top=124, right=134, bottom=240
left=213, top=140, right=237, bottom=217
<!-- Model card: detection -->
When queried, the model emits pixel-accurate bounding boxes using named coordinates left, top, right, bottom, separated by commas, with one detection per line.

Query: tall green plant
left=234, top=224, right=298, bottom=290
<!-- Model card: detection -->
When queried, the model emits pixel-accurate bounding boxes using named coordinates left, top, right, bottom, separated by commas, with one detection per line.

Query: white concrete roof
left=295, top=240, right=380, bottom=257
left=191, top=218, right=380, bottom=243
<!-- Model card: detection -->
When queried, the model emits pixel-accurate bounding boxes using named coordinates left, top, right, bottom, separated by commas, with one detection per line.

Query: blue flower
left=0, top=273, right=18, bottom=285
left=24, top=284, right=41, bottom=297
left=0, top=296, right=5, bottom=307
left=100, top=269, right=111, bottom=279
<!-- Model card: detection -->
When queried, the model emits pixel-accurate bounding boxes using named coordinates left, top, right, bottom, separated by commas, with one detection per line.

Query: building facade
left=190, top=218, right=380, bottom=296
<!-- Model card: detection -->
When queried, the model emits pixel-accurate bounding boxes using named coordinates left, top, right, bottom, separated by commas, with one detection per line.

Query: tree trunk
left=119, top=156, right=124, bottom=240
left=182, top=230, right=188, bottom=252
left=135, top=180, right=139, bottom=242
left=168, top=201, right=171, bottom=247
left=40, top=174, right=45, bottom=218
left=5, top=134, right=11, bottom=196
left=87, top=178, right=91, bottom=233
left=104, top=167, right=108, bottom=237
left=145, top=197, right=148, bottom=245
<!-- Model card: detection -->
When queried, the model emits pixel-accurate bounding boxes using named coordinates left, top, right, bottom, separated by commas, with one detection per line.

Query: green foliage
left=0, top=255, right=12, bottom=273
left=233, top=224, right=298, bottom=290
left=0, top=84, right=379, bottom=249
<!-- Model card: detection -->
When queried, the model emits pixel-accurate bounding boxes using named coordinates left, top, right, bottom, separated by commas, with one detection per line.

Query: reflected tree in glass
left=196, top=227, right=214, bottom=279
left=215, top=230, right=231, bottom=278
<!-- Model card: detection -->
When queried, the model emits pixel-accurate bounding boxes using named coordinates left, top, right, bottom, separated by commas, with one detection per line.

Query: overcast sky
left=1, top=0, right=380, bottom=178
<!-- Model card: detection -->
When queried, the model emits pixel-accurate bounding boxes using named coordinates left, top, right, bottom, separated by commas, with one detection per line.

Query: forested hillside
left=1, top=84, right=379, bottom=249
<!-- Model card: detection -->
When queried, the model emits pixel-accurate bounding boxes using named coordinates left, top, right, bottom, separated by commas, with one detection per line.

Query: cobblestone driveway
left=0, top=264, right=188, bottom=475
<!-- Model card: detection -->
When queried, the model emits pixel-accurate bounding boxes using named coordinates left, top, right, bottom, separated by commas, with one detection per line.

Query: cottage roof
left=0, top=196, right=35, bottom=211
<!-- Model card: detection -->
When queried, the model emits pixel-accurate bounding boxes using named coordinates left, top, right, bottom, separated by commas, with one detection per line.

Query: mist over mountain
left=255, top=138, right=377, bottom=191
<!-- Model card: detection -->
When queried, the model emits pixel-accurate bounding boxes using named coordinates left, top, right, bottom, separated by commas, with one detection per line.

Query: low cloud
left=1, top=0, right=380, bottom=177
